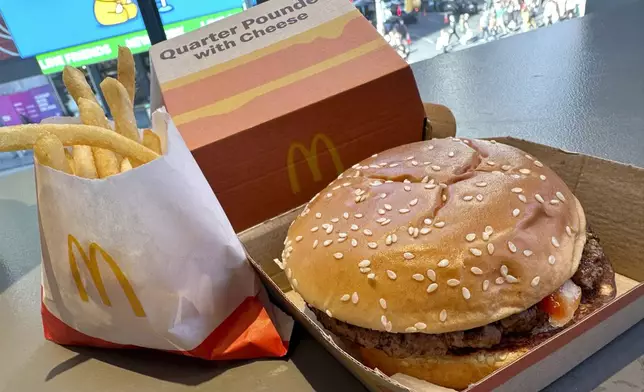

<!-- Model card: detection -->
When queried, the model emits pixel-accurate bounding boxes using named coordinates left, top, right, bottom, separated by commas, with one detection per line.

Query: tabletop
left=2, top=3, right=644, bottom=392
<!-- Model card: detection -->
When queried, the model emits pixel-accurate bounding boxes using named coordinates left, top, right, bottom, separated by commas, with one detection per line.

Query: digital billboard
left=0, top=1, right=243, bottom=73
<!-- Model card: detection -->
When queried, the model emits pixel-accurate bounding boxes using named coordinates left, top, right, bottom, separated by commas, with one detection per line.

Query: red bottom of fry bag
left=42, top=295, right=289, bottom=360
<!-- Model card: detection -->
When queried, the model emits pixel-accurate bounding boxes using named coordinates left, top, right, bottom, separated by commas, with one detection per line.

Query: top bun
left=281, top=138, right=586, bottom=334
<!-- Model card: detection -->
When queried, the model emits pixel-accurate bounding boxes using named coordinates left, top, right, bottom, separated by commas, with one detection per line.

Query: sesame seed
left=531, top=276, right=541, bottom=287
left=379, top=298, right=387, bottom=310
left=323, top=240, right=333, bottom=247
left=311, top=226, right=319, bottom=232
left=410, top=198, right=419, bottom=206
left=476, top=194, right=484, bottom=201
left=313, top=239, right=319, bottom=249
left=550, top=199, right=560, bottom=205
left=343, top=182, right=351, bottom=187
left=379, top=193, right=387, bottom=200
left=501, top=165, right=511, bottom=171
left=520, top=168, right=531, bottom=174
left=340, top=294, right=350, bottom=302
left=423, top=218, right=432, bottom=226
left=408, top=226, right=415, bottom=236
left=523, top=250, right=533, bottom=257
left=405, top=156, right=414, bottom=161
left=386, top=321, right=392, bottom=332
left=552, top=237, right=560, bottom=248
left=466, top=233, right=476, bottom=242
left=351, top=224, right=359, bottom=231
left=534, top=160, right=544, bottom=168
left=496, top=277, right=505, bottom=285
left=355, top=213, right=363, bottom=218
left=511, top=188, right=523, bottom=193
left=296, top=236, right=303, bottom=242
left=363, top=229, right=373, bottom=236
left=339, top=232, right=348, bottom=238
left=548, top=255, right=556, bottom=265
left=351, top=292, right=359, bottom=304
left=351, top=239, right=358, bottom=247
left=471, top=267, right=483, bottom=275
left=518, top=194, right=527, bottom=203
left=440, top=310, right=447, bottom=322
left=506, top=275, right=519, bottom=283
left=381, top=315, right=387, bottom=328
left=405, top=327, right=417, bottom=333
left=381, top=219, right=391, bottom=226
left=415, top=322, right=427, bottom=330
left=411, top=161, right=418, bottom=166
left=387, top=270, right=397, bottom=280
left=404, top=185, right=411, bottom=192
left=315, top=212, right=322, bottom=219
left=487, top=161, right=496, bottom=166
left=421, top=176, right=430, bottom=183
left=501, top=265, right=509, bottom=276
left=447, top=279, right=460, bottom=287
left=286, top=268, right=292, bottom=278
left=482, top=232, right=490, bottom=241
left=428, top=145, right=435, bottom=150
left=399, top=208, right=410, bottom=214
left=476, top=182, right=488, bottom=187
left=385, top=235, right=392, bottom=245
left=438, top=259, right=450, bottom=268
left=463, top=195, right=474, bottom=201
left=326, top=309, right=333, bottom=317
left=334, top=253, right=344, bottom=260
left=332, top=185, right=341, bottom=190
left=384, top=204, right=392, bottom=211
left=376, top=217, right=387, bottom=223
left=525, top=154, right=534, bottom=160
left=431, top=165, right=441, bottom=172
left=485, top=225, right=494, bottom=233
left=470, top=248, right=483, bottom=256
left=389, top=163, right=399, bottom=168
left=427, top=283, right=438, bottom=293
left=371, top=180, right=383, bottom=187
left=326, top=225, right=334, bottom=234
left=540, top=174, right=547, bottom=181
left=566, top=226, right=573, bottom=236
left=483, top=280, right=490, bottom=291
left=292, top=279, right=298, bottom=288
left=511, top=174, right=521, bottom=179
left=404, top=179, right=411, bottom=184
left=338, top=237, right=347, bottom=243
left=425, top=183, right=437, bottom=189
left=372, top=153, right=378, bottom=157
left=392, top=234, right=398, bottom=243
left=273, top=258, right=284, bottom=269
left=535, top=194, right=545, bottom=203
left=420, top=227, right=431, bottom=235
left=358, top=260, right=371, bottom=268
left=556, top=192, right=566, bottom=202
left=462, top=287, right=471, bottom=300
left=367, top=273, right=376, bottom=280
left=368, top=242, right=378, bottom=249
left=513, top=209, right=520, bottom=217
left=508, top=241, right=517, bottom=253
left=326, top=193, right=333, bottom=198
left=404, top=252, right=415, bottom=260
left=343, top=212, right=349, bottom=219
left=412, top=274, right=425, bottom=281
left=442, top=194, right=447, bottom=201
left=434, top=221, right=446, bottom=228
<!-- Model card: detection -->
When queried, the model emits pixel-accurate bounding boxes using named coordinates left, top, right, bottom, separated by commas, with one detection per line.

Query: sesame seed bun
left=281, top=137, right=587, bottom=334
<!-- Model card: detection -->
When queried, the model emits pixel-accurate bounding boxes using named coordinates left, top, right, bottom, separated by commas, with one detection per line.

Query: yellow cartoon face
left=94, top=0, right=138, bottom=26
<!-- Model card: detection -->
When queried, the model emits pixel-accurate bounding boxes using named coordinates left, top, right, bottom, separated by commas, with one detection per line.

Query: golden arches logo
left=287, top=134, right=344, bottom=194
left=68, top=235, right=146, bottom=317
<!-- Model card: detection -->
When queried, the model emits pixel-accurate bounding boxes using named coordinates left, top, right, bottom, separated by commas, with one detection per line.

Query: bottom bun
left=359, top=346, right=529, bottom=390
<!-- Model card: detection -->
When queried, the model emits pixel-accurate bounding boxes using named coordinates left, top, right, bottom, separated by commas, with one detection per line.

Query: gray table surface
left=2, top=3, right=644, bottom=392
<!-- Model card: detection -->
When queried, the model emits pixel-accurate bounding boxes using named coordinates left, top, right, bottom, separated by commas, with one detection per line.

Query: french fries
left=118, top=46, right=136, bottom=103
left=78, top=98, right=120, bottom=178
left=120, top=158, right=133, bottom=173
left=142, top=129, right=162, bottom=155
left=62, top=66, right=98, bottom=105
left=72, top=145, right=99, bottom=179
left=64, top=149, right=76, bottom=175
left=101, top=77, right=140, bottom=143
left=0, top=124, right=159, bottom=163
left=34, top=132, right=73, bottom=174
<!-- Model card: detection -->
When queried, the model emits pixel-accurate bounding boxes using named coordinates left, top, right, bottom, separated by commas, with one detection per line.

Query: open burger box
left=238, top=112, right=644, bottom=391
left=148, top=0, right=644, bottom=390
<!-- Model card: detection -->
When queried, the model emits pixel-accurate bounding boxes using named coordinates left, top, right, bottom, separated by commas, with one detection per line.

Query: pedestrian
left=447, top=14, right=460, bottom=45
left=479, top=5, right=491, bottom=40
left=543, top=0, right=560, bottom=25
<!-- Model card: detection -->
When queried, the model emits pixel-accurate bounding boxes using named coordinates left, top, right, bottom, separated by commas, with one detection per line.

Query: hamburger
left=277, top=138, right=616, bottom=389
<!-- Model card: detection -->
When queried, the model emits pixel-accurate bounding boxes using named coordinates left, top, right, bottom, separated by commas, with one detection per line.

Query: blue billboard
left=0, top=0, right=243, bottom=58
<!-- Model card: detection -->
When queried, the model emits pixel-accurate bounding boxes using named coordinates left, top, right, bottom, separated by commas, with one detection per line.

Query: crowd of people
left=437, top=0, right=586, bottom=52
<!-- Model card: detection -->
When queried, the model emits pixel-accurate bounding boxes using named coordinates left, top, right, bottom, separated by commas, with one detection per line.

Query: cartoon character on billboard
left=94, top=0, right=139, bottom=26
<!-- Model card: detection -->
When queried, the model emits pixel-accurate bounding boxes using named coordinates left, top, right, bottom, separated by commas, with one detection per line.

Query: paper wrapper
left=38, top=109, right=292, bottom=359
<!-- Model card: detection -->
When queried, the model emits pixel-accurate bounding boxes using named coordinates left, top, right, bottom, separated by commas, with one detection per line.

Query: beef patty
left=311, top=230, right=616, bottom=357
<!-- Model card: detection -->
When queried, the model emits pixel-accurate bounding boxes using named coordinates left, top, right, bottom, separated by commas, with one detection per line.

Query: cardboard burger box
left=238, top=105, right=644, bottom=391
left=150, top=0, right=426, bottom=232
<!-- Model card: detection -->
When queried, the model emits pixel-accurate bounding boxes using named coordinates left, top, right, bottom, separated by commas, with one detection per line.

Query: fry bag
left=38, top=110, right=292, bottom=359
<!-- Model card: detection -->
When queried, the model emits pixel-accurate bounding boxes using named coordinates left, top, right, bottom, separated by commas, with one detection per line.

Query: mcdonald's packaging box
left=36, top=110, right=293, bottom=360
left=149, top=0, right=426, bottom=232
left=238, top=134, right=644, bottom=391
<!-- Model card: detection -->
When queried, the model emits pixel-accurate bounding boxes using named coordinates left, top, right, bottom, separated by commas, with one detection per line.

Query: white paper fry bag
left=38, top=110, right=292, bottom=359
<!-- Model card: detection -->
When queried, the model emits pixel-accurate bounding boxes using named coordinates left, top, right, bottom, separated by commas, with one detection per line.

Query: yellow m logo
left=287, top=134, right=344, bottom=194
left=68, top=235, right=146, bottom=317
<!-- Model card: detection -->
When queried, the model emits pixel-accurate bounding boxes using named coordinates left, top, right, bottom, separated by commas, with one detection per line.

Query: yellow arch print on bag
left=68, top=235, right=146, bottom=317
left=287, top=134, right=344, bottom=194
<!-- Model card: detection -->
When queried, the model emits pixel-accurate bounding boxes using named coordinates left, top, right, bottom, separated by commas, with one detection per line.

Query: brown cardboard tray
left=239, top=133, right=644, bottom=391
